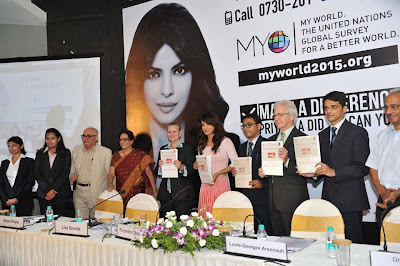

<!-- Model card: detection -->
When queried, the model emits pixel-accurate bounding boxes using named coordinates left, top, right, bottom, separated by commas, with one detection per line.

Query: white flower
left=146, top=221, right=151, bottom=229
left=212, top=229, right=220, bottom=236
left=157, top=218, right=164, bottom=224
left=151, top=238, right=158, bottom=248
left=139, top=236, right=144, bottom=243
left=180, top=215, right=189, bottom=221
left=191, top=212, right=199, bottom=217
left=186, top=220, right=194, bottom=228
left=170, top=216, right=177, bottom=220
left=199, top=239, right=206, bottom=247
left=206, top=212, right=213, bottom=218
left=203, top=222, right=207, bottom=228
left=166, top=211, right=176, bottom=217
left=165, top=221, right=173, bottom=228
left=180, top=227, right=188, bottom=235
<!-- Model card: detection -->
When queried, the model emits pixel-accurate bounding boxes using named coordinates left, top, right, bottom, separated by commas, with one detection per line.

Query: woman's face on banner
left=144, top=44, right=192, bottom=124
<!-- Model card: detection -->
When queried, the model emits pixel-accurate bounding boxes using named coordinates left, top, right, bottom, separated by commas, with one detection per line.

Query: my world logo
left=236, top=30, right=290, bottom=60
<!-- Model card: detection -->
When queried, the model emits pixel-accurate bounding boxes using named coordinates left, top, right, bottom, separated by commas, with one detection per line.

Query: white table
left=0, top=220, right=398, bottom=266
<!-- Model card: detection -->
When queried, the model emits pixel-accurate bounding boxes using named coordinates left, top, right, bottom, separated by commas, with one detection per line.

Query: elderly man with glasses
left=258, top=100, right=309, bottom=236
left=366, top=89, right=400, bottom=226
left=70, top=127, right=112, bottom=218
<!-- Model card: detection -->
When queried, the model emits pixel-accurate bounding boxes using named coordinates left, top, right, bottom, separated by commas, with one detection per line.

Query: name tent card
left=54, top=221, right=89, bottom=237
left=117, top=224, right=136, bottom=240
left=225, top=236, right=288, bottom=261
left=0, top=216, right=24, bottom=229
left=370, top=250, right=400, bottom=266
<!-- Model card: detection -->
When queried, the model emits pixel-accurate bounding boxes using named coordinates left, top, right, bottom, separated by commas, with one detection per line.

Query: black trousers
left=39, top=194, right=73, bottom=217
left=341, top=211, right=363, bottom=244
left=269, top=197, right=293, bottom=236
left=253, top=204, right=273, bottom=235
left=159, top=192, right=193, bottom=219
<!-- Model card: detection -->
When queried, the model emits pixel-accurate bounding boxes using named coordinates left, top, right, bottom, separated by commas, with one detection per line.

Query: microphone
left=88, top=190, right=126, bottom=227
left=380, top=201, right=393, bottom=252
left=243, top=214, right=261, bottom=237
left=156, top=185, right=191, bottom=220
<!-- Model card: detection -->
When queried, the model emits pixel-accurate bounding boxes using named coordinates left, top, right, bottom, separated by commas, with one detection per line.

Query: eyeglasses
left=240, top=123, right=257, bottom=129
left=81, top=134, right=97, bottom=139
left=272, top=112, right=289, bottom=119
left=119, top=138, right=130, bottom=142
left=383, top=104, right=400, bottom=111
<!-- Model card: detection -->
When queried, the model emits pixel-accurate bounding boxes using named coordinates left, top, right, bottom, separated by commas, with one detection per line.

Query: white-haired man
left=259, top=100, right=309, bottom=236
left=70, top=127, right=112, bottom=218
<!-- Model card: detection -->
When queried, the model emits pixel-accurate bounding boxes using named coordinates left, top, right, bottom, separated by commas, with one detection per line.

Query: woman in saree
left=107, top=129, right=157, bottom=209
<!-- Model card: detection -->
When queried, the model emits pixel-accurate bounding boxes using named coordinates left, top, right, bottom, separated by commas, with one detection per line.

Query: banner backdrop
left=123, top=0, right=400, bottom=222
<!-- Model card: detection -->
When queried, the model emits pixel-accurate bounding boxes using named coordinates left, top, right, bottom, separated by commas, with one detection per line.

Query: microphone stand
left=87, top=190, right=125, bottom=228
left=243, top=214, right=261, bottom=237
left=380, top=201, right=393, bottom=252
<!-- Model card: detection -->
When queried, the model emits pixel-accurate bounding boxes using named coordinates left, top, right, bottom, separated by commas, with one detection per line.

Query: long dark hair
left=126, top=3, right=229, bottom=145
left=41, top=128, right=66, bottom=153
left=197, top=112, right=226, bottom=154
left=7, top=136, right=26, bottom=155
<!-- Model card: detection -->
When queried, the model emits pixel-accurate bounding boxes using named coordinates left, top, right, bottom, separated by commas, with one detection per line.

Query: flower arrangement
left=131, top=211, right=225, bottom=256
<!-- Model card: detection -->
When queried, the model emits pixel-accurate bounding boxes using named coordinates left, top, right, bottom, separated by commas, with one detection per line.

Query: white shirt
left=6, top=154, right=25, bottom=188
left=330, top=118, right=346, bottom=142
left=365, top=124, right=400, bottom=189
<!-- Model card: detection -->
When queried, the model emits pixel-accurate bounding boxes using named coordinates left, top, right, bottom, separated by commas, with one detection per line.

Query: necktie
left=330, top=127, right=337, bottom=149
left=280, top=132, right=285, bottom=143
left=247, top=142, right=253, bottom=157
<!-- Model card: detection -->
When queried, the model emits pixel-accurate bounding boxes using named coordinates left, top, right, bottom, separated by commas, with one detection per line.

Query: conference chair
left=125, top=193, right=159, bottom=223
left=291, top=199, right=345, bottom=240
left=212, top=191, right=254, bottom=231
left=381, top=206, right=400, bottom=249
left=94, top=190, right=123, bottom=220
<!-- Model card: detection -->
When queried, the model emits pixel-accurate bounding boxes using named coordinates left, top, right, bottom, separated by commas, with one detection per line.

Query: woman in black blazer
left=156, top=122, right=196, bottom=219
left=0, top=136, right=35, bottom=216
left=35, top=128, right=72, bottom=216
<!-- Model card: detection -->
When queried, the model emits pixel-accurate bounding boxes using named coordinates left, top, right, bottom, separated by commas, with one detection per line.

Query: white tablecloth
left=1, top=219, right=399, bottom=266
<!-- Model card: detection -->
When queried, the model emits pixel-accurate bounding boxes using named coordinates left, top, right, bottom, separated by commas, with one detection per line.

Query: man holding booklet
left=156, top=123, right=196, bottom=218
left=231, top=113, right=272, bottom=235
left=299, top=91, right=370, bottom=244
left=258, top=100, right=309, bottom=236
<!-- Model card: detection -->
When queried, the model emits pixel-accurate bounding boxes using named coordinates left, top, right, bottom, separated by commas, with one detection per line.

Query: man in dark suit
left=231, top=113, right=272, bottom=234
left=305, top=91, right=370, bottom=243
left=156, top=123, right=196, bottom=219
left=259, top=100, right=309, bottom=236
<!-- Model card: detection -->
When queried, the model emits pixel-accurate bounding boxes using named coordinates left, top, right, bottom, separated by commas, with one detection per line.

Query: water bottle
left=9, top=205, right=17, bottom=217
left=46, top=206, right=54, bottom=226
left=75, top=209, right=83, bottom=222
left=257, top=224, right=268, bottom=241
left=326, top=226, right=337, bottom=258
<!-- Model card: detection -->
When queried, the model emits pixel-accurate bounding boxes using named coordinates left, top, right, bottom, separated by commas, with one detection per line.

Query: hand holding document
left=160, top=149, right=178, bottom=178
left=261, top=141, right=283, bottom=176
left=293, top=135, right=321, bottom=174
left=233, top=157, right=252, bottom=188
left=196, top=155, right=213, bottom=184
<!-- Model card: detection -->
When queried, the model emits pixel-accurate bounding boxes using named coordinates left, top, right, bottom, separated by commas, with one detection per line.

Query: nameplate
left=225, top=236, right=287, bottom=261
left=0, top=216, right=24, bottom=229
left=117, top=224, right=137, bottom=240
left=54, top=221, right=88, bottom=236
left=371, top=250, right=400, bottom=266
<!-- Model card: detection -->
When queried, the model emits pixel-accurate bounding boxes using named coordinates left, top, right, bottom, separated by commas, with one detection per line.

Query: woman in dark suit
left=0, top=136, right=35, bottom=216
left=35, top=128, right=72, bottom=216
left=156, top=122, right=195, bottom=218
